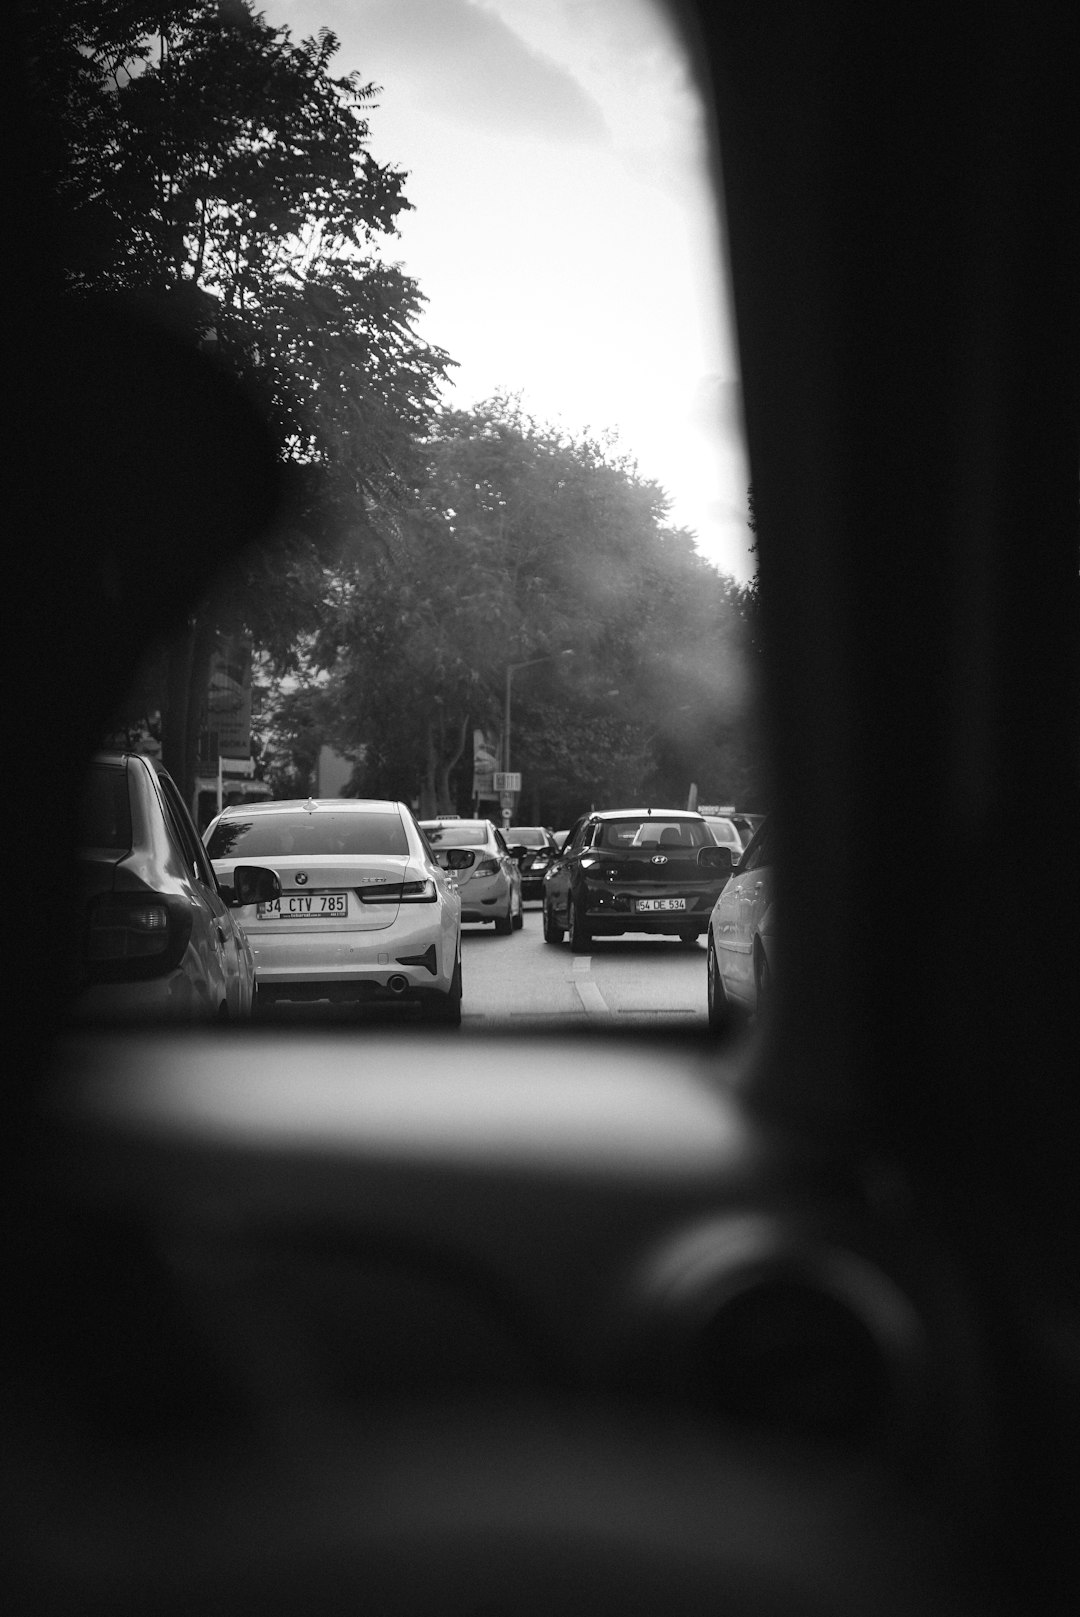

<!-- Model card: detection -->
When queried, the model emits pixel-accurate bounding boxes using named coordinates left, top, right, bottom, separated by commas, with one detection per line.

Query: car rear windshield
left=206, top=811, right=409, bottom=858
left=706, top=818, right=742, bottom=847
left=80, top=763, right=132, bottom=851
left=421, top=822, right=490, bottom=847
left=597, top=818, right=711, bottom=850
left=508, top=828, right=547, bottom=847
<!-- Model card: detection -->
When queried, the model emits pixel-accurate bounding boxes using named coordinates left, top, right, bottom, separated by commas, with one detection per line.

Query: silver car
left=706, top=817, right=775, bottom=1030
left=420, top=818, right=523, bottom=934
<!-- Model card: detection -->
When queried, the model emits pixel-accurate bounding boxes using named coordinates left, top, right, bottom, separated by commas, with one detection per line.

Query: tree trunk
left=418, top=718, right=438, bottom=818
left=436, top=713, right=469, bottom=814
left=160, top=616, right=217, bottom=812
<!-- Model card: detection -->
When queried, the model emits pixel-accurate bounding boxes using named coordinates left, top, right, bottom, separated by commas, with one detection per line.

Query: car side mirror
left=442, top=848, right=474, bottom=871
left=697, top=845, right=734, bottom=875
left=229, top=864, right=281, bottom=907
left=510, top=844, right=528, bottom=860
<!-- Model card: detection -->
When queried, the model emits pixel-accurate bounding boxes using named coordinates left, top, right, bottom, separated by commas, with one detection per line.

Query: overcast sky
left=272, top=0, right=753, bottom=581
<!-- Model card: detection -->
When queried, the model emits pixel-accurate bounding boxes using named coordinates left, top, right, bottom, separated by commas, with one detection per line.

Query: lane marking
left=574, top=978, right=611, bottom=1016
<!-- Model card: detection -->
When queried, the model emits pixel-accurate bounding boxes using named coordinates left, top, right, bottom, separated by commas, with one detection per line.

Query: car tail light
left=473, top=857, right=500, bottom=876
left=359, top=879, right=438, bottom=904
left=84, top=893, right=193, bottom=980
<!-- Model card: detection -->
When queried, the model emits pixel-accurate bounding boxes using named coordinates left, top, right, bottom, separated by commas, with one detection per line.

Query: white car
left=204, top=798, right=465, bottom=1022
left=706, top=817, right=775, bottom=1030
left=703, top=815, right=745, bottom=859
left=419, top=819, right=523, bottom=934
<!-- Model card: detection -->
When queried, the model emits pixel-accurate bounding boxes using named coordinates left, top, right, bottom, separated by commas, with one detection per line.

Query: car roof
left=588, top=808, right=706, bottom=821
left=419, top=817, right=491, bottom=824
left=215, top=798, right=403, bottom=817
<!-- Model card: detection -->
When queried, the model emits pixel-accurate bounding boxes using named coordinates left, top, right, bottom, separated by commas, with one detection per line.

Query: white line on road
left=574, top=978, right=610, bottom=1016
left=568, top=954, right=611, bottom=1016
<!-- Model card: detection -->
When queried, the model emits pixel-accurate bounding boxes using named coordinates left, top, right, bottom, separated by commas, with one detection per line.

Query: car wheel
left=494, top=905, right=514, bottom=936
left=423, top=953, right=462, bottom=1026
left=707, top=937, right=733, bottom=1033
left=543, top=900, right=564, bottom=945
left=678, top=929, right=699, bottom=947
left=568, top=896, right=591, bottom=954
left=511, top=891, right=524, bottom=930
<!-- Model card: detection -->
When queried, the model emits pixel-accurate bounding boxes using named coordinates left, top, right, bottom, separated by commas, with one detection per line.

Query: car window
left=740, top=821, right=773, bottom=874
left=79, top=763, right=132, bottom=851
left=207, top=811, right=409, bottom=858
left=508, top=828, right=546, bottom=848
left=156, top=768, right=220, bottom=889
left=563, top=820, right=590, bottom=855
left=600, top=818, right=710, bottom=850
left=420, top=823, right=490, bottom=848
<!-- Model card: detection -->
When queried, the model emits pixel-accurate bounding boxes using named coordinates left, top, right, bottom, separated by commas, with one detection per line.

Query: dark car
left=542, top=808, right=734, bottom=950
left=506, top=824, right=561, bottom=899
left=74, top=751, right=279, bottom=1022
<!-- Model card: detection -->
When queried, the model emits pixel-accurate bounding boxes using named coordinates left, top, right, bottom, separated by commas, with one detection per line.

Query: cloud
left=347, top=0, right=608, bottom=144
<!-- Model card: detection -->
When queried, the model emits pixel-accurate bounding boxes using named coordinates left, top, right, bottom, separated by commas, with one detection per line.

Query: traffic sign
left=493, top=771, right=522, bottom=792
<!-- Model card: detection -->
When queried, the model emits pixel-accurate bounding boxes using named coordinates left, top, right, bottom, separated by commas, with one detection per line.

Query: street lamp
left=503, top=650, right=574, bottom=774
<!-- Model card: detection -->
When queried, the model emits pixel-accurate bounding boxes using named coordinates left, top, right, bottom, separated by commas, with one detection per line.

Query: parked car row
left=74, top=760, right=769, bottom=1031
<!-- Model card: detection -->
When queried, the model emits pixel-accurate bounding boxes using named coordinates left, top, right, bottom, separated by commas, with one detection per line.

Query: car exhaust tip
left=386, top=974, right=410, bottom=995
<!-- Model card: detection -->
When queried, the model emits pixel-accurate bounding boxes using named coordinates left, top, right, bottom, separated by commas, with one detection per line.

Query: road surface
left=460, top=903, right=708, bottom=1030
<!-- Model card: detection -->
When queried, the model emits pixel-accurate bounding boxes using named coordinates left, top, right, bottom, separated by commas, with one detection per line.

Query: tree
left=25, top=0, right=452, bottom=802
left=312, top=396, right=761, bottom=818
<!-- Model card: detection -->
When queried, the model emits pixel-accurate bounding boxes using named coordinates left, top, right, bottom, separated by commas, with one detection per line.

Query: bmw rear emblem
left=295, top=872, right=308, bottom=885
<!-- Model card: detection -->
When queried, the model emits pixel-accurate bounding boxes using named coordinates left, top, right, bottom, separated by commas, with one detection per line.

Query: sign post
left=493, top=772, right=522, bottom=829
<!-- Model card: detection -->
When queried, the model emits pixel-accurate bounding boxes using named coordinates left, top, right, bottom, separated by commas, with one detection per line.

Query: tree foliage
left=25, top=0, right=452, bottom=799
left=305, top=396, right=764, bottom=820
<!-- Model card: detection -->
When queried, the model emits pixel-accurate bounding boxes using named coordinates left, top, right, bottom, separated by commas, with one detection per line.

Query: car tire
left=512, top=898, right=524, bottom=930
left=423, top=954, right=462, bottom=1026
left=543, top=901, right=564, bottom=945
left=568, top=896, right=591, bottom=954
left=707, top=936, right=734, bottom=1033
left=678, top=929, right=699, bottom=947
left=494, top=906, right=514, bottom=936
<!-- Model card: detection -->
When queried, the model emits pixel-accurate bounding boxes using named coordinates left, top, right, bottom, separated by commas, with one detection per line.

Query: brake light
left=398, top=879, right=437, bottom=902
left=84, top=893, right=193, bottom=979
left=359, top=879, right=438, bottom=904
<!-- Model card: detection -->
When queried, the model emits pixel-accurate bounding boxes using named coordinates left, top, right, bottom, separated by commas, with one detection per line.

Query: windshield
left=705, top=818, right=742, bottom=848
left=598, top=819, right=712, bottom=850
left=421, top=823, right=491, bottom=848
left=206, top=812, right=409, bottom=859
left=66, top=0, right=758, bottom=1039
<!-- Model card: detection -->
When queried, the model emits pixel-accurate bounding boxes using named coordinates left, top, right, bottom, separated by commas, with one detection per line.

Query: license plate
left=257, top=892, right=348, bottom=919
left=635, top=897, right=687, bottom=912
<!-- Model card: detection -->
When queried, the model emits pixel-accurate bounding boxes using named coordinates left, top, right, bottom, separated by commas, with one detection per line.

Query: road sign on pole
left=493, top=771, right=522, bottom=793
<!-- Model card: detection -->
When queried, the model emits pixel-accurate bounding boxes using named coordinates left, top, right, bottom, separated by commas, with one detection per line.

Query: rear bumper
left=71, top=969, right=203, bottom=1022
left=579, top=887, right=718, bottom=933
left=251, top=910, right=455, bottom=997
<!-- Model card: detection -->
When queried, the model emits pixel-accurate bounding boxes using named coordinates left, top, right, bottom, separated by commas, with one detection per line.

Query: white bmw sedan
left=204, top=799, right=466, bottom=1023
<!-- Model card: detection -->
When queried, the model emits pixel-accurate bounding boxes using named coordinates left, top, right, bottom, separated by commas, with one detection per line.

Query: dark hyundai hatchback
left=542, top=808, right=733, bottom=951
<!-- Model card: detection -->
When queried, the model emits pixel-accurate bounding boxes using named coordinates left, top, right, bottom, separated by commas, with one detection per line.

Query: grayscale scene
left=11, top=5, right=1077, bottom=1616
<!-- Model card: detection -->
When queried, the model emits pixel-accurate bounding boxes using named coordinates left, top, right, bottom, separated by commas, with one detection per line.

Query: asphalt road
left=460, top=902, right=709, bottom=1030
